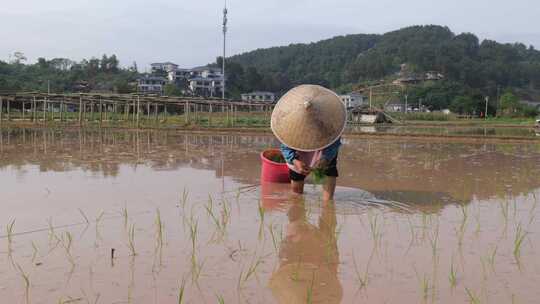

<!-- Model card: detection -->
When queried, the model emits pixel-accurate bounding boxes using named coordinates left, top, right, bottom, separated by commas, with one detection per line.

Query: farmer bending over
left=270, top=85, right=346, bottom=200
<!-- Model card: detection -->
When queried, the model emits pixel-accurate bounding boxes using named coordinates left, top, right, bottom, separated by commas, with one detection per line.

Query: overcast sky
left=1, top=0, right=539, bottom=70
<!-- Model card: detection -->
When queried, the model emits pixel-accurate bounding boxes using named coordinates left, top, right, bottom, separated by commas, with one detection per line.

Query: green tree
left=499, top=92, right=520, bottom=115
left=164, top=83, right=183, bottom=96
left=449, top=95, right=481, bottom=115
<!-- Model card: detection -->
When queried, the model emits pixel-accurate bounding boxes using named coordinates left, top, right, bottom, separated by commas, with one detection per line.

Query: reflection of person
left=270, top=85, right=347, bottom=200
left=269, top=199, right=343, bottom=304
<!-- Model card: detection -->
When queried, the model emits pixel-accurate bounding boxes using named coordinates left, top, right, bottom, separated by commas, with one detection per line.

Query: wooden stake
left=132, top=98, right=136, bottom=122
left=99, top=96, right=103, bottom=124
left=136, top=95, right=140, bottom=128
left=185, top=101, right=189, bottom=124
left=42, top=98, right=46, bottom=122
left=33, top=96, right=37, bottom=123
left=78, top=95, right=83, bottom=126
left=209, top=103, right=213, bottom=126
left=164, top=104, right=167, bottom=122
left=60, top=97, right=65, bottom=122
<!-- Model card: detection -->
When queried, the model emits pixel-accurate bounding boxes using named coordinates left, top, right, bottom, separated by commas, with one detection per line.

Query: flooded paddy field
left=349, top=125, right=540, bottom=139
left=1, top=128, right=540, bottom=303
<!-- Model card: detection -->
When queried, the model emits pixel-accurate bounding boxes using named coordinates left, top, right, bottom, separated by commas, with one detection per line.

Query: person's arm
left=280, top=143, right=297, bottom=165
left=321, top=138, right=342, bottom=161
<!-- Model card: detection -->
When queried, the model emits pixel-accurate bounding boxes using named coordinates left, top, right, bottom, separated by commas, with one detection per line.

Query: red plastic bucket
left=260, top=149, right=290, bottom=183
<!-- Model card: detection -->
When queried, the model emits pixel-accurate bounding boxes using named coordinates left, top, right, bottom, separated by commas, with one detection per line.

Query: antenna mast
left=222, top=1, right=228, bottom=100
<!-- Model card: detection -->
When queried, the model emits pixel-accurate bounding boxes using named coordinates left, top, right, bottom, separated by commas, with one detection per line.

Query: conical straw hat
left=271, top=85, right=346, bottom=152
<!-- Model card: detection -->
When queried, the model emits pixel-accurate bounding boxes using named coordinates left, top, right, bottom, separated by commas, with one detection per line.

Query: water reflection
left=269, top=198, right=342, bottom=304
left=348, top=125, right=539, bottom=138
left=1, top=128, right=540, bottom=211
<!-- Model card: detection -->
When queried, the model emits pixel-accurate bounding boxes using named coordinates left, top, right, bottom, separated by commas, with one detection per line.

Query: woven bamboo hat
left=271, top=85, right=346, bottom=152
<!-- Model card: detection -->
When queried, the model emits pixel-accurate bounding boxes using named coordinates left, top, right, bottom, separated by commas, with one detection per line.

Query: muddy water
left=349, top=125, right=540, bottom=138
left=1, top=128, right=540, bottom=303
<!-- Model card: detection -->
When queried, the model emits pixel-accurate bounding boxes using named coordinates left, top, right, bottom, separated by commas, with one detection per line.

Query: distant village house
left=241, top=91, right=276, bottom=103
left=137, top=75, right=167, bottom=94
left=151, top=62, right=179, bottom=73
left=392, top=63, right=444, bottom=86
left=339, top=92, right=366, bottom=109
left=150, top=62, right=224, bottom=97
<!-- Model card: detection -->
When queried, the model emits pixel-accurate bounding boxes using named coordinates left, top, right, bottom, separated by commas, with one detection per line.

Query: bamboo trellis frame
left=0, top=92, right=275, bottom=126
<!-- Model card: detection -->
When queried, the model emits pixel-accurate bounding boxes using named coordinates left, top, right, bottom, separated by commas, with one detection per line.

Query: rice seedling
left=406, top=215, right=417, bottom=252
left=81, top=289, right=100, bottom=304
left=487, top=246, right=498, bottom=271
left=306, top=272, right=315, bottom=304
left=420, top=213, right=429, bottom=243
left=31, top=241, right=39, bottom=263
left=268, top=223, right=280, bottom=254
left=62, top=231, right=73, bottom=253
left=189, top=220, right=198, bottom=251
left=178, top=276, right=187, bottom=304
left=499, top=200, right=509, bottom=231
left=236, top=266, right=244, bottom=292
left=420, top=275, right=430, bottom=301
left=205, top=198, right=226, bottom=240
left=221, top=199, right=231, bottom=229
left=367, top=210, right=383, bottom=248
left=78, top=208, right=90, bottom=225
left=217, top=294, right=225, bottom=304
left=17, top=263, right=30, bottom=304
left=413, top=266, right=430, bottom=302
left=311, top=167, right=326, bottom=184
left=429, top=220, right=439, bottom=255
left=6, top=219, right=15, bottom=253
left=95, top=210, right=105, bottom=224
left=258, top=204, right=265, bottom=240
left=95, top=211, right=105, bottom=242
left=455, top=205, right=468, bottom=249
left=352, top=250, right=372, bottom=289
left=449, top=261, right=457, bottom=288
left=127, top=224, right=136, bottom=256
left=473, top=207, right=482, bottom=235
left=190, top=253, right=205, bottom=285
left=57, top=296, right=83, bottom=304
left=47, top=217, right=56, bottom=243
left=122, top=207, right=129, bottom=230
left=235, top=188, right=241, bottom=201
left=60, top=231, right=76, bottom=266
left=181, top=187, right=189, bottom=209
left=155, top=208, right=164, bottom=250
left=243, top=254, right=263, bottom=283
left=465, top=287, right=481, bottom=304
left=513, top=224, right=527, bottom=261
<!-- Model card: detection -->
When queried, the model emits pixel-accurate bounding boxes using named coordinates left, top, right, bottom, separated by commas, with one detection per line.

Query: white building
left=339, top=92, right=365, bottom=109
left=160, top=65, right=224, bottom=97
left=151, top=62, right=179, bottom=73
left=189, top=77, right=223, bottom=97
left=137, top=75, right=167, bottom=94
left=241, top=91, right=276, bottom=103
left=167, top=68, right=192, bottom=83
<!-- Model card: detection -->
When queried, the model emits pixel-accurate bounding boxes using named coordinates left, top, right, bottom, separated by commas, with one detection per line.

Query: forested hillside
left=226, top=25, right=540, bottom=114
left=0, top=54, right=137, bottom=93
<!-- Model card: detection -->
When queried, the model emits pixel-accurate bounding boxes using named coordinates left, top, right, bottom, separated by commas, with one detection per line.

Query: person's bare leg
left=323, top=177, right=337, bottom=201
left=291, top=180, right=305, bottom=194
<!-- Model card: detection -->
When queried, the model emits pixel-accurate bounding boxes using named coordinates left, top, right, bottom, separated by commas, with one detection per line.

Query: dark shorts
left=289, top=157, right=339, bottom=182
